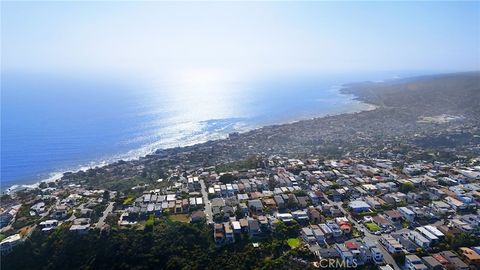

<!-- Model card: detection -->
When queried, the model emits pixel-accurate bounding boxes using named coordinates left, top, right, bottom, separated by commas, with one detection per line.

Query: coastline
left=3, top=83, right=379, bottom=195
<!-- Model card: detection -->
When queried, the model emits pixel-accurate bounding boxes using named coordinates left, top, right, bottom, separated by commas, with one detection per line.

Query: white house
left=398, top=207, right=416, bottom=222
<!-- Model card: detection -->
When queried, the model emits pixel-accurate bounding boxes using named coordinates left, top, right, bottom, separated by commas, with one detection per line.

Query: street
left=325, top=197, right=402, bottom=270
left=199, top=179, right=213, bottom=224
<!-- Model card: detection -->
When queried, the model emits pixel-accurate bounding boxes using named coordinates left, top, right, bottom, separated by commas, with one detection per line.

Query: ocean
left=1, top=71, right=414, bottom=191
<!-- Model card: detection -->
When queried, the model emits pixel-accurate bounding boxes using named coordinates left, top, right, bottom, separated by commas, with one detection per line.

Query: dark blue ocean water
left=1, top=71, right=414, bottom=189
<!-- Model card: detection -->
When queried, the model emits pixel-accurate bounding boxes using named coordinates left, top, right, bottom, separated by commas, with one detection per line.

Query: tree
left=102, top=190, right=110, bottom=202
left=235, top=207, right=245, bottom=219
left=399, top=182, right=414, bottom=193
left=448, top=232, right=480, bottom=249
left=287, top=194, right=298, bottom=209
left=219, top=173, right=235, bottom=184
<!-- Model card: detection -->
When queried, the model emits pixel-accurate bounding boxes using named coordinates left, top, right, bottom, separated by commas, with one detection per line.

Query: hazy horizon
left=2, top=1, right=479, bottom=78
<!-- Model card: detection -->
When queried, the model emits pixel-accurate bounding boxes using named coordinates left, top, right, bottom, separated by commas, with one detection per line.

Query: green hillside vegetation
left=2, top=219, right=314, bottom=270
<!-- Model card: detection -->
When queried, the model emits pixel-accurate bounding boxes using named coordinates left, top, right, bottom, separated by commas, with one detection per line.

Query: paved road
left=325, top=197, right=401, bottom=270
left=96, top=202, right=114, bottom=229
left=199, top=180, right=213, bottom=224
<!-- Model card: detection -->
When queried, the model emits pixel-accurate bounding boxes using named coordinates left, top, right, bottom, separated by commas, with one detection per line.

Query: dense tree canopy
left=2, top=219, right=312, bottom=270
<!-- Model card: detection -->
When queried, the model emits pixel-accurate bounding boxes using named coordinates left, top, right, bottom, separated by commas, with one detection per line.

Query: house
left=239, top=218, right=249, bottom=232
left=262, top=198, right=276, bottom=210
left=334, top=243, right=355, bottom=267
left=445, top=196, right=466, bottom=211
left=380, top=235, right=403, bottom=254
left=273, top=195, right=285, bottom=209
left=297, top=196, right=309, bottom=207
left=384, top=210, right=402, bottom=223
left=416, top=226, right=439, bottom=244
left=30, top=202, right=46, bottom=215
left=308, top=191, right=320, bottom=205
left=372, top=215, right=391, bottom=229
left=301, top=227, right=316, bottom=243
left=291, top=210, right=309, bottom=223
left=211, top=198, right=226, bottom=214
left=224, top=222, right=235, bottom=243
left=39, top=219, right=58, bottom=232
left=349, top=200, right=371, bottom=213
left=237, top=193, right=249, bottom=202
left=408, top=230, right=431, bottom=249
left=214, top=223, right=224, bottom=244
left=432, top=254, right=451, bottom=269
left=431, top=201, right=454, bottom=215
left=247, top=200, right=263, bottom=215
left=352, top=187, right=367, bottom=199
left=0, top=212, right=13, bottom=228
left=332, top=189, right=346, bottom=202
left=405, top=254, right=428, bottom=270
left=451, top=219, right=473, bottom=232
left=311, top=225, right=325, bottom=244
left=257, top=215, right=269, bottom=231
left=0, top=234, right=21, bottom=254
left=370, top=247, right=384, bottom=264
left=348, top=244, right=364, bottom=266
left=458, top=247, right=480, bottom=268
left=394, top=234, right=417, bottom=253
left=362, top=184, right=378, bottom=195
left=382, top=193, right=406, bottom=205
left=339, top=224, right=351, bottom=234
left=78, top=208, right=93, bottom=218
left=321, top=204, right=333, bottom=215
left=439, top=251, right=469, bottom=270
left=69, top=224, right=90, bottom=234
left=231, top=221, right=241, bottom=234
left=461, top=214, right=480, bottom=228
left=276, top=213, right=294, bottom=223
left=398, top=207, right=416, bottom=222
left=326, top=221, right=342, bottom=238
left=222, top=206, right=235, bottom=218
left=344, top=241, right=358, bottom=250
left=318, top=248, right=340, bottom=260
left=190, top=210, right=206, bottom=223
left=319, top=223, right=333, bottom=239
left=53, top=205, right=68, bottom=219
left=365, top=196, right=383, bottom=209
left=248, top=218, right=261, bottom=237
left=166, top=194, right=176, bottom=202
left=421, top=256, right=443, bottom=270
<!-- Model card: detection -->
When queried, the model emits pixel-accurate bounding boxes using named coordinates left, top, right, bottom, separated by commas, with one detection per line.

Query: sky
left=2, top=1, right=480, bottom=77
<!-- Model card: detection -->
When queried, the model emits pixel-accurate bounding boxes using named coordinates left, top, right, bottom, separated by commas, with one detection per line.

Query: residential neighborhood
left=2, top=155, right=479, bottom=269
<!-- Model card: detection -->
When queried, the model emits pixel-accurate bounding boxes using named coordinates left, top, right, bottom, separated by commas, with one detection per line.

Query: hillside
left=341, top=72, right=480, bottom=116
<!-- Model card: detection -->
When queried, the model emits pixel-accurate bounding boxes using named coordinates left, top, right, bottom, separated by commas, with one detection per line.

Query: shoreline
left=3, top=83, right=379, bottom=195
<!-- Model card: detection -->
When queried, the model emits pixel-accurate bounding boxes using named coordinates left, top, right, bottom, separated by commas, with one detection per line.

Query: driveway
left=96, top=202, right=114, bottom=229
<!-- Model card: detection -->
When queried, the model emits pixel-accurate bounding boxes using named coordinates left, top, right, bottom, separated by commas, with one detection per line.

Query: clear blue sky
left=2, top=1, right=479, bottom=76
